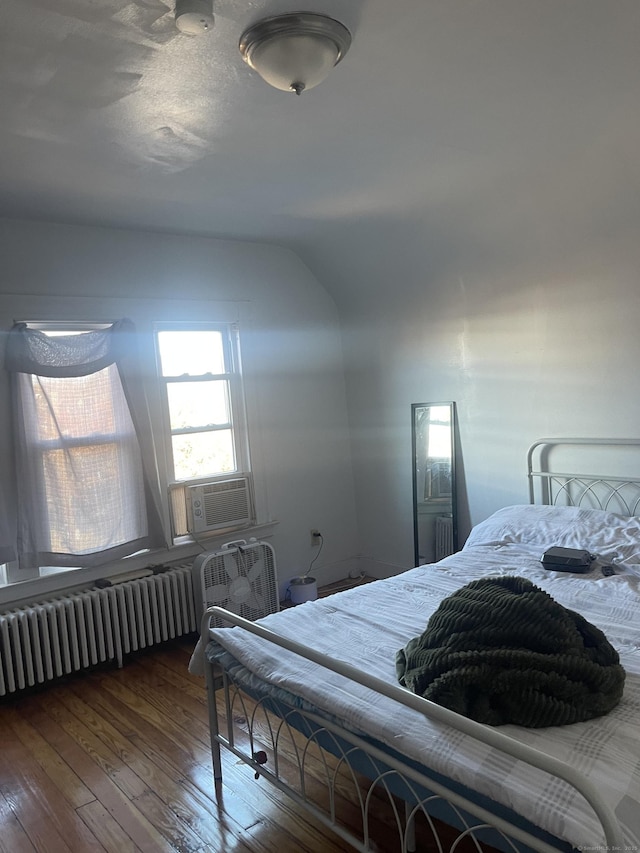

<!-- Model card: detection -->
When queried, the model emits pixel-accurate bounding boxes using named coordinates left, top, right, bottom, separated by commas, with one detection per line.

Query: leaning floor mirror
left=412, top=402, right=458, bottom=566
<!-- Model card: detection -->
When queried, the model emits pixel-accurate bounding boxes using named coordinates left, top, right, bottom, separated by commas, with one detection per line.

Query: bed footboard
left=202, top=606, right=624, bottom=853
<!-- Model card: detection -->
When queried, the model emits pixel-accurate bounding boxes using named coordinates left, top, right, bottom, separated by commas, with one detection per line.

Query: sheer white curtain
left=0, top=483, right=16, bottom=564
left=6, top=320, right=167, bottom=569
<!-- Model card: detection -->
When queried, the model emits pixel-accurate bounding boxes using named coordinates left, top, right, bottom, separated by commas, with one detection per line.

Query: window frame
left=0, top=315, right=262, bottom=595
left=153, top=322, right=253, bottom=537
left=155, top=322, right=249, bottom=483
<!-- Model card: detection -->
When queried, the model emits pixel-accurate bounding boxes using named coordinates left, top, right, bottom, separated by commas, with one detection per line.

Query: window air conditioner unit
left=186, top=478, right=253, bottom=533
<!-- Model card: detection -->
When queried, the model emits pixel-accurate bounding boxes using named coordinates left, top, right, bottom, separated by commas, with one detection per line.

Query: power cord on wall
left=305, top=532, right=324, bottom=577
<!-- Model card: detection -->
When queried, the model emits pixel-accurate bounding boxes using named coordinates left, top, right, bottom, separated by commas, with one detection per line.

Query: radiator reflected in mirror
left=412, top=402, right=457, bottom=566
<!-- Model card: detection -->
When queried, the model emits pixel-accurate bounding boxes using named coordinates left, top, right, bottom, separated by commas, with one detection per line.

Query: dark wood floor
left=0, top=634, right=495, bottom=853
left=0, top=635, right=370, bottom=853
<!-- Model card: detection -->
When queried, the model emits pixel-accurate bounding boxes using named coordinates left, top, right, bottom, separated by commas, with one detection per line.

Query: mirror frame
left=412, top=401, right=458, bottom=566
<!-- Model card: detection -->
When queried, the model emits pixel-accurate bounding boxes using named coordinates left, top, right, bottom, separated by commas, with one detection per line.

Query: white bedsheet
left=206, top=540, right=640, bottom=850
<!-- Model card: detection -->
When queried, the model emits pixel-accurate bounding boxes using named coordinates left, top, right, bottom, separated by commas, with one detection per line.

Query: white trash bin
left=288, top=575, right=318, bottom=604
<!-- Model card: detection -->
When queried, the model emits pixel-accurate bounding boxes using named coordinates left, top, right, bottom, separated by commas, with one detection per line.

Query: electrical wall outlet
left=310, top=528, right=321, bottom=546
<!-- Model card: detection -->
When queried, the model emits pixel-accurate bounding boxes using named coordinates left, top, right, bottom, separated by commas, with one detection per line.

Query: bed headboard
left=527, top=438, right=640, bottom=515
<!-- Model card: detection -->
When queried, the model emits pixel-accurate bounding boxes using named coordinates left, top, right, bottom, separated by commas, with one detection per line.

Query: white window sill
left=0, top=520, right=278, bottom=610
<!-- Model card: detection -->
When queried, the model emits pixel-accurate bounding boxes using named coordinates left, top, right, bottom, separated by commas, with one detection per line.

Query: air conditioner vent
left=186, top=478, right=253, bottom=533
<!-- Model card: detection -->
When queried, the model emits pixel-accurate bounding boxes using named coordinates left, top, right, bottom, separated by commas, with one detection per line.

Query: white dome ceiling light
left=238, top=13, right=352, bottom=95
left=175, top=0, right=215, bottom=35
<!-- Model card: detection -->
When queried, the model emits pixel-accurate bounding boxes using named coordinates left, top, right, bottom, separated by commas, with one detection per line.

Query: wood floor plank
left=131, top=788, right=217, bottom=853
left=111, top=661, right=212, bottom=745
left=78, top=676, right=318, bottom=852
left=67, top=675, right=269, bottom=850
left=75, top=666, right=363, bottom=852
left=54, top=687, right=171, bottom=794
left=143, top=643, right=208, bottom=701
left=37, top=690, right=149, bottom=800
left=0, top=715, right=105, bottom=853
left=75, top=801, right=137, bottom=853
left=0, top=789, right=37, bottom=853
left=129, top=655, right=208, bottom=715
left=73, top=671, right=210, bottom=779
left=0, top=638, right=437, bottom=853
left=92, top=671, right=209, bottom=761
left=62, top=683, right=249, bottom=852
left=1, top=705, right=95, bottom=810
left=20, top=690, right=174, bottom=853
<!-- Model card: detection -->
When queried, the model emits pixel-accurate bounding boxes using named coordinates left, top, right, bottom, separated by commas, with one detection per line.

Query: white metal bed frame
left=200, top=438, right=640, bottom=852
left=528, top=437, right=640, bottom=514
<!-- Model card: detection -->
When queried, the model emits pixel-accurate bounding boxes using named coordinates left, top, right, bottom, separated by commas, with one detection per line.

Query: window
left=155, top=324, right=253, bottom=538
left=157, top=327, right=242, bottom=480
left=5, top=320, right=166, bottom=575
left=426, top=405, right=453, bottom=460
left=1, top=319, right=254, bottom=586
left=424, top=405, right=453, bottom=501
left=29, top=364, right=146, bottom=554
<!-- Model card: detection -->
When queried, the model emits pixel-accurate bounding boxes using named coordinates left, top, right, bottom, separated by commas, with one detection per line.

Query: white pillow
left=464, top=504, right=640, bottom=563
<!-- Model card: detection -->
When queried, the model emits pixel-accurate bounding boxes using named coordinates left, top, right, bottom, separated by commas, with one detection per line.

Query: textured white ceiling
left=2, top=0, right=640, bottom=300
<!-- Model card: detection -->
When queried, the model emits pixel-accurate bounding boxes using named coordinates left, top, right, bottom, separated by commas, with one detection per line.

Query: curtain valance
left=5, top=319, right=133, bottom=378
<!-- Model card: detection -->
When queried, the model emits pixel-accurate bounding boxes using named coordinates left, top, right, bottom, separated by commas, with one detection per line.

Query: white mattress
left=205, top=506, right=640, bottom=850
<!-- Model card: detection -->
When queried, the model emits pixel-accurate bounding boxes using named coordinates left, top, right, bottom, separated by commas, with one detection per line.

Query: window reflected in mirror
left=412, top=402, right=457, bottom=566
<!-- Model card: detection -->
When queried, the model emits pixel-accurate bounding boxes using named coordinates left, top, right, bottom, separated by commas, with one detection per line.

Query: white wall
left=303, top=200, right=640, bottom=573
left=0, top=218, right=360, bottom=602
left=5, top=198, right=639, bottom=600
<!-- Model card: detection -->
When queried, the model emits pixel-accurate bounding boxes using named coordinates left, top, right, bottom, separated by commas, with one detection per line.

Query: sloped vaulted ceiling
left=1, top=0, right=640, bottom=308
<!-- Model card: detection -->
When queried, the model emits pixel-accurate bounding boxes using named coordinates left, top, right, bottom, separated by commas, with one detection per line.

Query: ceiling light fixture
left=175, top=0, right=214, bottom=35
left=238, top=13, right=352, bottom=95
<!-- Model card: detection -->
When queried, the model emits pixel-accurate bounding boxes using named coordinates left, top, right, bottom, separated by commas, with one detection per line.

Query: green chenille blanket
left=396, top=576, right=625, bottom=727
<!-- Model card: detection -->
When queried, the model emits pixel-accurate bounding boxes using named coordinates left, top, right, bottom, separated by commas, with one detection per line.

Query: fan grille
left=194, top=540, right=278, bottom=627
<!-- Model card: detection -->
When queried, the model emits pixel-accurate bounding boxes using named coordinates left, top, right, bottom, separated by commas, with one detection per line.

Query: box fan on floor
left=192, top=538, right=279, bottom=628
